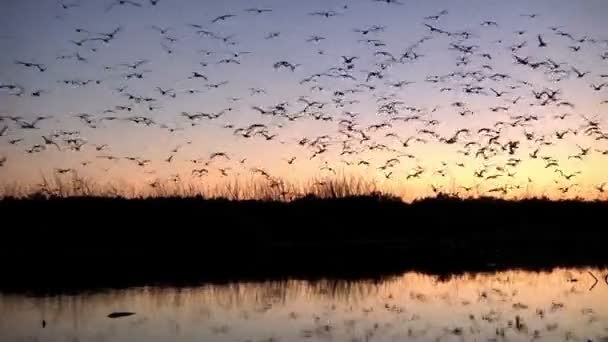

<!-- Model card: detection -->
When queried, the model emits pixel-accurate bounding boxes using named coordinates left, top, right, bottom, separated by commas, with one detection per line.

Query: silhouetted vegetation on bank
left=2, top=193, right=607, bottom=293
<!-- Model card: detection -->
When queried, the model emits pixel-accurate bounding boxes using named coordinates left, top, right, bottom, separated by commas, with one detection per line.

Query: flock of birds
left=0, top=0, right=607, bottom=198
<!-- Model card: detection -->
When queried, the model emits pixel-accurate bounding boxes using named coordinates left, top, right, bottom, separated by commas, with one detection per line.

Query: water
left=1, top=268, right=607, bottom=342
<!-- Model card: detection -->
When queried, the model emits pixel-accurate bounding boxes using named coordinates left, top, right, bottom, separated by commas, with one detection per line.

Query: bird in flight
left=309, top=11, right=340, bottom=18
left=58, top=1, right=80, bottom=10
left=106, top=0, right=142, bottom=11
left=151, top=25, right=171, bottom=35
left=15, top=61, right=46, bottom=72
left=274, top=61, right=300, bottom=71
left=571, top=67, right=589, bottom=78
left=373, top=0, right=403, bottom=4
left=265, top=32, right=280, bottom=39
left=245, top=8, right=272, bottom=14
left=212, top=14, right=236, bottom=23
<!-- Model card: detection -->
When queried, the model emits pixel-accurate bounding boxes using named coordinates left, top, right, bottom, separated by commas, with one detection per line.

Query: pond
left=1, top=268, right=607, bottom=341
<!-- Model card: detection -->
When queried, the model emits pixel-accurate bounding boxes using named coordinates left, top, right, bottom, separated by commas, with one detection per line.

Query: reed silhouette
left=1, top=175, right=607, bottom=293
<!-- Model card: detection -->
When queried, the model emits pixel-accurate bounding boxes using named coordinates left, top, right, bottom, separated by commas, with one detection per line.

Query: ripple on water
left=0, top=267, right=607, bottom=342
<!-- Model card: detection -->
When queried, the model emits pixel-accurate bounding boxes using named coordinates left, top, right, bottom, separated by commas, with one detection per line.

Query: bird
left=521, top=13, right=539, bottom=18
left=211, top=14, right=236, bottom=23
left=206, top=81, right=229, bottom=89
left=265, top=32, right=280, bottom=39
left=489, top=88, right=507, bottom=97
left=15, top=61, right=46, bottom=72
left=308, top=11, right=340, bottom=18
left=341, top=56, right=359, bottom=64
left=245, top=8, right=272, bottom=14
left=151, top=25, right=171, bottom=35
left=94, top=26, right=123, bottom=42
left=94, top=144, right=108, bottom=151
left=537, top=35, right=547, bottom=47
left=209, top=152, right=230, bottom=161
left=188, top=72, right=208, bottom=80
left=481, top=20, right=498, bottom=27
left=160, top=42, right=174, bottom=54
left=106, top=0, right=142, bottom=11
left=373, top=0, right=403, bottom=4
left=553, top=113, right=571, bottom=120
left=306, top=35, right=326, bottom=43
left=192, top=168, right=208, bottom=177
left=273, top=61, right=300, bottom=71
left=571, top=67, right=589, bottom=78
left=97, top=155, right=119, bottom=161
left=42, top=136, right=61, bottom=150
left=13, top=116, right=51, bottom=129
left=54, top=168, right=74, bottom=174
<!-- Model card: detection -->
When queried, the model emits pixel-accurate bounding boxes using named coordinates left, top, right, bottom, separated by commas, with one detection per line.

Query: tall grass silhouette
left=2, top=172, right=605, bottom=201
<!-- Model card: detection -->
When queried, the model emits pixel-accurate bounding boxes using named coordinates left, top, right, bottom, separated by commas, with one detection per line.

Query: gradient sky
left=1, top=0, right=607, bottom=199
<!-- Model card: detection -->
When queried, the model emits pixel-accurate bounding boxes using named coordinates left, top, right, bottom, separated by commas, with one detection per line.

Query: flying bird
left=106, top=0, right=142, bottom=11
left=537, top=34, right=547, bottom=47
left=245, top=8, right=272, bottom=14
left=211, top=14, right=236, bottom=23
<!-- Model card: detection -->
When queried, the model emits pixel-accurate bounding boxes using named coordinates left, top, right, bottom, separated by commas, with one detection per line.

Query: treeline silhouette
left=2, top=183, right=608, bottom=293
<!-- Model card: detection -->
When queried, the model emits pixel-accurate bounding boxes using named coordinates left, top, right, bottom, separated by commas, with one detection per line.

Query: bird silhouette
left=42, top=136, right=61, bottom=150
left=106, top=0, right=142, bottom=11
left=15, top=61, right=46, bottom=72
left=274, top=61, right=300, bottom=71
left=245, top=8, right=272, bottom=14
left=571, top=67, right=589, bottom=78
left=309, top=11, right=341, bottom=18
left=211, top=14, right=236, bottom=23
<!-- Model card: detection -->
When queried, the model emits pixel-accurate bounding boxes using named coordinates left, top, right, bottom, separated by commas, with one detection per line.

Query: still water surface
left=1, top=268, right=607, bottom=341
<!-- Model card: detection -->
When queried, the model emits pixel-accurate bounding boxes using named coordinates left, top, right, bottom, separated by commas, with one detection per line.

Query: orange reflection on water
left=1, top=268, right=607, bottom=341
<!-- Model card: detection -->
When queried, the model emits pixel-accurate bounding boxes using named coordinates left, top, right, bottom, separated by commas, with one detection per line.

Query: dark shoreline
left=2, top=195, right=608, bottom=294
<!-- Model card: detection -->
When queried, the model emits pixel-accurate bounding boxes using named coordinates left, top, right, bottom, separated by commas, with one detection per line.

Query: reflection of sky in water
left=1, top=268, right=607, bottom=341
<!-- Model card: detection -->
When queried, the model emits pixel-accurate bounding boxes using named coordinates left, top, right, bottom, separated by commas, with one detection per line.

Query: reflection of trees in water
left=1, top=267, right=607, bottom=341
left=202, top=279, right=389, bottom=307
left=2, top=268, right=607, bottom=311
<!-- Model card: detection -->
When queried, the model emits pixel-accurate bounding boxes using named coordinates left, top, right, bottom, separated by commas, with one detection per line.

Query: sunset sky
left=0, top=0, right=607, bottom=199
